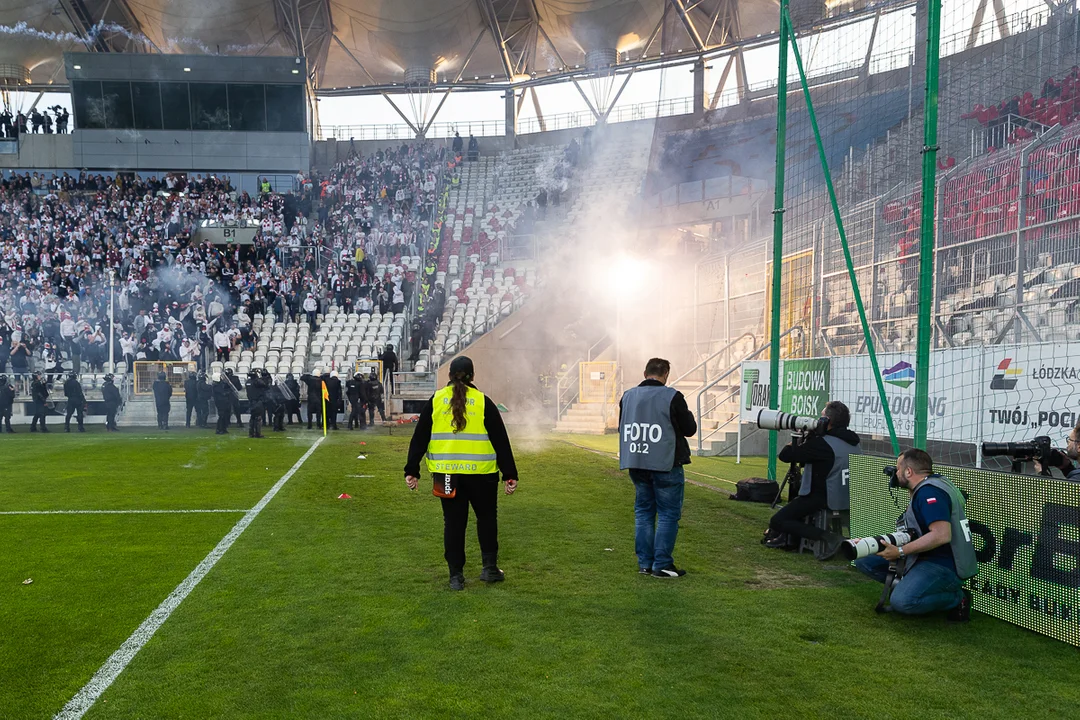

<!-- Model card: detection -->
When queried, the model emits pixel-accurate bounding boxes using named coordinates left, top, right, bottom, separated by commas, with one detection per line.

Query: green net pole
left=913, top=0, right=942, bottom=450
left=783, top=9, right=900, bottom=455
left=768, top=0, right=790, bottom=483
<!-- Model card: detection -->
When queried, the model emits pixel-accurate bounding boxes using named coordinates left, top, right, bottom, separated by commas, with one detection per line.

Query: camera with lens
left=840, top=530, right=912, bottom=561
left=755, top=409, right=828, bottom=436
left=982, top=436, right=1060, bottom=476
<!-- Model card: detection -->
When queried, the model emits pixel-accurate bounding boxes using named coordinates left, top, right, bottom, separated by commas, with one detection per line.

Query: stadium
left=3, top=0, right=1080, bottom=716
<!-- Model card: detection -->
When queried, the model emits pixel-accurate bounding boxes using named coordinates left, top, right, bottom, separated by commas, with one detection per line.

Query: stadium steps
left=554, top=402, right=614, bottom=435
left=116, top=396, right=161, bottom=427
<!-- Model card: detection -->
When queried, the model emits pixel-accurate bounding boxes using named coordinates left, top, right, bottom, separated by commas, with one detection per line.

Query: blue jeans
left=855, top=555, right=963, bottom=614
left=630, top=467, right=685, bottom=571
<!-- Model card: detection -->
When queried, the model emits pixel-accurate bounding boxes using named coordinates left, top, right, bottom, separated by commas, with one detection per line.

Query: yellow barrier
left=134, top=361, right=196, bottom=395
left=353, top=359, right=384, bottom=378
left=579, top=361, right=618, bottom=404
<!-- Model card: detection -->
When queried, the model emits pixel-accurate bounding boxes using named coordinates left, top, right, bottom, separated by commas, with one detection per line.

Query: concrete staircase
left=554, top=402, right=614, bottom=435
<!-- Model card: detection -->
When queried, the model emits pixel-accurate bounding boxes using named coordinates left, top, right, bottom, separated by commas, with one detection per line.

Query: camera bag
left=731, top=477, right=780, bottom=503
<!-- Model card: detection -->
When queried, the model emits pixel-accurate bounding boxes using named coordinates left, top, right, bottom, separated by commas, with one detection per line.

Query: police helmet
left=285, top=372, right=294, bottom=380
left=104, top=373, right=114, bottom=383
left=353, top=372, right=363, bottom=380
left=158, top=371, right=167, bottom=381
left=69, top=372, right=79, bottom=381
left=198, top=371, right=206, bottom=380
left=330, top=370, right=339, bottom=379
left=261, top=369, right=271, bottom=378
left=225, top=368, right=234, bottom=375
left=0, top=374, right=7, bottom=384
left=212, top=371, right=222, bottom=382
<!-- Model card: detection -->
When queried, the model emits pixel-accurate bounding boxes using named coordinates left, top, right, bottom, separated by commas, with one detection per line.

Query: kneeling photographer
left=1033, top=423, right=1080, bottom=481
left=853, top=449, right=977, bottom=620
left=765, top=401, right=860, bottom=559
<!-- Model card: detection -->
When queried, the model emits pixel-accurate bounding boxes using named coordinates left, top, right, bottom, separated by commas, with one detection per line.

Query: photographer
left=766, top=401, right=860, bottom=558
left=1034, top=423, right=1080, bottom=482
left=855, top=449, right=977, bottom=620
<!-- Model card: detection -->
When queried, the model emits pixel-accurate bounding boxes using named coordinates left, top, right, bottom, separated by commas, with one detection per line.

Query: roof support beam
left=332, top=33, right=420, bottom=135
left=599, top=10, right=665, bottom=121
left=422, top=28, right=489, bottom=135
left=670, top=0, right=706, bottom=52
left=477, top=0, right=517, bottom=80
left=536, top=23, right=600, bottom=120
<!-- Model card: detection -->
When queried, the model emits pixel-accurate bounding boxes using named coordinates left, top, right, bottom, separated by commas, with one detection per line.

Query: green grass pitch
left=2, top=427, right=1078, bottom=719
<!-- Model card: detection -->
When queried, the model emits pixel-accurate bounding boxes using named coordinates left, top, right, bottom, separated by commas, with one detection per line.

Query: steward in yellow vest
left=405, top=356, right=518, bottom=590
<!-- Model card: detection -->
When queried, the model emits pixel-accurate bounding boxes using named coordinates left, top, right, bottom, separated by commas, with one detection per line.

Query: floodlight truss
left=273, top=0, right=334, bottom=86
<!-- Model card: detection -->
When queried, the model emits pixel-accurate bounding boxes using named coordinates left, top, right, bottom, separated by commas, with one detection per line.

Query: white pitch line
left=0, top=509, right=248, bottom=515
left=54, top=435, right=326, bottom=720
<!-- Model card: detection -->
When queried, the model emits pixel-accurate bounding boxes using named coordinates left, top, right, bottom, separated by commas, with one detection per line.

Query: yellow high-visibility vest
left=426, top=385, right=498, bottom=474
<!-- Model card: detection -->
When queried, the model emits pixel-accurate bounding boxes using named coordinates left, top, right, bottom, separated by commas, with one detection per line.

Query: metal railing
left=695, top=326, right=804, bottom=455
left=555, top=357, right=584, bottom=420
left=670, top=332, right=757, bottom=390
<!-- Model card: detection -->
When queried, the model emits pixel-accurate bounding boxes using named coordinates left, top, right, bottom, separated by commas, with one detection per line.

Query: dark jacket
left=152, top=379, right=173, bottom=406
left=31, top=378, right=49, bottom=404
left=285, top=377, right=300, bottom=404
left=184, top=376, right=198, bottom=402
left=300, top=373, right=324, bottom=406
left=618, top=379, right=697, bottom=466
left=0, top=381, right=15, bottom=408
left=404, top=384, right=518, bottom=479
left=346, top=378, right=368, bottom=404
left=778, top=427, right=861, bottom=497
left=102, top=381, right=121, bottom=408
left=213, top=379, right=233, bottom=409
left=64, top=377, right=85, bottom=404
left=196, top=380, right=214, bottom=405
left=366, top=378, right=384, bottom=404
left=325, top=375, right=343, bottom=403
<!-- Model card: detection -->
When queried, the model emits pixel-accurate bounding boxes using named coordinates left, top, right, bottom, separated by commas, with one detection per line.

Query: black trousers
left=438, top=473, right=500, bottom=572
left=348, top=400, right=366, bottom=429
left=215, top=404, right=230, bottom=433
left=769, top=493, right=830, bottom=542
left=328, top=398, right=340, bottom=429
left=105, top=405, right=118, bottom=430
left=1, top=406, right=12, bottom=430
left=368, top=401, right=386, bottom=425
left=65, top=401, right=85, bottom=430
left=31, top=402, right=47, bottom=430
left=286, top=400, right=301, bottom=425
left=186, top=402, right=196, bottom=427
left=195, top=402, right=209, bottom=428
left=156, top=402, right=170, bottom=429
left=248, top=401, right=264, bottom=437
left=307, top=403, right=321, bottom=429
left=232, top=402, right=243, bottom=428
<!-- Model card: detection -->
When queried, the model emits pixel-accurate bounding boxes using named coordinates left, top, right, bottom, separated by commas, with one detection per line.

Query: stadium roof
left=0, top=0, right=784, bottom=93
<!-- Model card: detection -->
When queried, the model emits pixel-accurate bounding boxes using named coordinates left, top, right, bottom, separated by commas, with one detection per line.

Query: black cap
left=449, top=356, right=474, bottom=378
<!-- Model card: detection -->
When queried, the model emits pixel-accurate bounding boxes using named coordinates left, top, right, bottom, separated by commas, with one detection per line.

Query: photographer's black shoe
left=480, top=553, right=504, bottom=583
left=449, top=572, right=466, bottom=591
left=947, top=589, right=972, bottom=623
left=639, top=567, right=653, bottom=575
left=653, top=566, right=686, bottom=578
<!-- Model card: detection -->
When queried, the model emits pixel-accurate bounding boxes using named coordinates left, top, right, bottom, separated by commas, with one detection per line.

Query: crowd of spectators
left=0, top=140, right=453, bottom=382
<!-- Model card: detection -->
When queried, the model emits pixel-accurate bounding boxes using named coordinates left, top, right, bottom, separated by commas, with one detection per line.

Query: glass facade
left=71, top=81, right=305, bottom=132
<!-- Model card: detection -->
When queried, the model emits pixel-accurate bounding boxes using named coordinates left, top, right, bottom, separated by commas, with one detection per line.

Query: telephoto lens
left=755, top=409, right=828, bottom=434
left=839, top=531, right=913, bottom=561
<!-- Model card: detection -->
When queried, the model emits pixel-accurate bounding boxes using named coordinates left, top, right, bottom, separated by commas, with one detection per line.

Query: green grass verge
left=3, top=429, right=1078, bottom=718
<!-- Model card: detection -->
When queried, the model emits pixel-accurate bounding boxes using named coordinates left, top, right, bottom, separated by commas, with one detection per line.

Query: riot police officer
left=246, top=370, right=266, bottom=438
left=264, top=371, right=287, bottom=432
left=225, top=368, right=243, bottom=427
left=30, top=371, right=50, bottom=433
left=195, top=371, right=213, bottom=428
left=284, top=372, right=302, bottom=425
left=404, top=357, right=519, bottom=590
left=325, top=370, right=343, bottom=430
left=101, top=373, right=122, bottom=431
left=184, top=371, right=199, bottom=427
left=301, top=368, right=324, bottom=429
left=366, top=370, right=386, bottom=425
left=347, top=372, right=368, bottom=430
left=213, top=372, right=233, bottom=434
left=64, top=372, right=86, bottom=432
left=153, top=371, right=172, bottom=430
left=0, top=374, right=15, bottom=433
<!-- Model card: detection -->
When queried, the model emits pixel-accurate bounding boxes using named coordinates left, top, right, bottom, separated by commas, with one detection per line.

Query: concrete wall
left=0, top=134, right=75, bottom=169
left=72, top=129, right=309, bottom=172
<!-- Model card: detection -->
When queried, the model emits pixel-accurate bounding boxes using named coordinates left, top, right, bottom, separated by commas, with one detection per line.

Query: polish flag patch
left=926, top=497, right=938, bottom=504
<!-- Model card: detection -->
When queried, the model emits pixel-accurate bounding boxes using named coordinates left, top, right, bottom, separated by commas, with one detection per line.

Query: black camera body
left=982, top=436, right=1060, bottom=476
left=883, top=464, right=900, bottom=488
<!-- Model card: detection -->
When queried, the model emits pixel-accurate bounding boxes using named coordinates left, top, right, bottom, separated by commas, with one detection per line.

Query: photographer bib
left=619, top=385, right=677, bottom=471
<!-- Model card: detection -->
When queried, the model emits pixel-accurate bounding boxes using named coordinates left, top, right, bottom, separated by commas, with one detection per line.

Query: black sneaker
left=947, top=589, right=972, bottom=623
left=480, top=566, right=505, bottom=583
left=652, top=566, right=686, bottom=578
left=638, top=567, right=653, bottom=575
left=449, top=573, right=465, bottom=591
